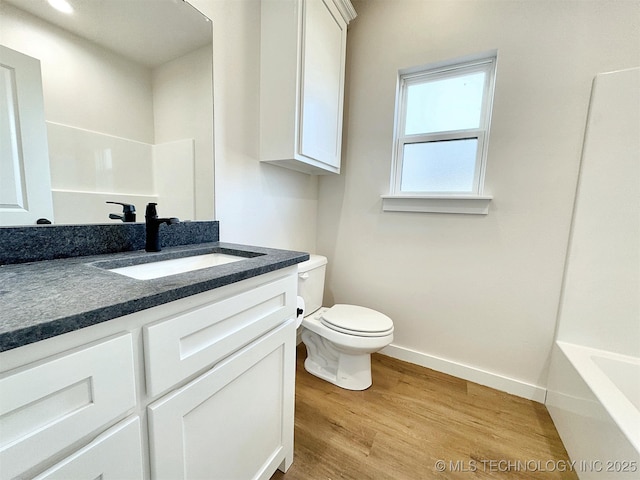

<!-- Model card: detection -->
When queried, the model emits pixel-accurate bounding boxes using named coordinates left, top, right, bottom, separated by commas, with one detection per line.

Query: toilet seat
left=320, top=304, right=394, bottom=337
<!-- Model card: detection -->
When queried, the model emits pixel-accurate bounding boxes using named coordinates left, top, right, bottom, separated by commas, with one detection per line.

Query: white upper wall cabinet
left=260, top=0, right=356, bottom=175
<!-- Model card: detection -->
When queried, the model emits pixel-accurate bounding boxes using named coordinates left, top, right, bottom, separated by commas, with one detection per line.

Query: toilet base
left=301, top=330, right=372, bottom=390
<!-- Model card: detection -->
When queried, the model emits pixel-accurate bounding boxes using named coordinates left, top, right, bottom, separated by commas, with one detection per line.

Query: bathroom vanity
left=0, top=224, right=307, bottom=479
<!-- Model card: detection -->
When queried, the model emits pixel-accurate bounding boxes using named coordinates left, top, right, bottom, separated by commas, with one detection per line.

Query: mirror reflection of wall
left=0, top=0, right=213, bottom=225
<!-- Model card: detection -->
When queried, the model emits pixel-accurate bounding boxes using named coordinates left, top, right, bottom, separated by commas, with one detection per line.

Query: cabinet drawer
left=33, top=416, right=144, bottom=479
left=144, top=273, right=296, bottom=396
left=0, top=333, right=136, bottom=479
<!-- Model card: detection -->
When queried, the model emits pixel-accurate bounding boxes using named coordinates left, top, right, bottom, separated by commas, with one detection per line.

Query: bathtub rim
left=556, top=340, right=640, bottom=453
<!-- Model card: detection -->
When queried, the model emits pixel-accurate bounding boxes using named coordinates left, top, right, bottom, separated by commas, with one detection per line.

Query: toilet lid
left=321, top=304, right=393, bottom=336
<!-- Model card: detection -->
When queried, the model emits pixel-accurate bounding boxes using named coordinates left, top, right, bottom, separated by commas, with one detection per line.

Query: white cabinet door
left=299, top=0, right=347, bottom=170
left=32, top=416, right=144, bottom=479
left=0, top=333, right=136, bottom=479
left=0, top=45, right=54, bottom=225
left=148, top=320, right=296, bottom=480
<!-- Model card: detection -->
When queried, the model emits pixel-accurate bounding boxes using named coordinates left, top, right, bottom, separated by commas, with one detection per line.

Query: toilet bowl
left=298, top=255, right=394, bottom=390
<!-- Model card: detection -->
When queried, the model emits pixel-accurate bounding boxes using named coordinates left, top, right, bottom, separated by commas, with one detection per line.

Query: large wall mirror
left=0, top=0, right=213, bottom=226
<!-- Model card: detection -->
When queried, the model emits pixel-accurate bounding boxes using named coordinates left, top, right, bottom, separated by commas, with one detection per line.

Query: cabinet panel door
left=32, top=416, right=144, bottom=479
left=148, top=320, right=296, bottom=480
left=299, top=0, right=347, bottom=169
left=144, top=274, right=296, bottom=397
left=0, top=333, right=136, bottom=479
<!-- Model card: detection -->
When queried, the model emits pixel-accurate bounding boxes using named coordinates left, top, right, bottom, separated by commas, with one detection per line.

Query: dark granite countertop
left=0, top=242, right=308, bottom=352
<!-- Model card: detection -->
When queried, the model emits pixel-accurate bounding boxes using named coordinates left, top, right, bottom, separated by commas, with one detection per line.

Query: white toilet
left=298, top=255, right=394, bottom=390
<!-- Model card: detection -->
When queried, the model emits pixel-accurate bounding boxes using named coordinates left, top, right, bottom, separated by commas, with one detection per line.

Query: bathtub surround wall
left=553, top=68, right=640, bottom=358
left=0, top=221, right=219, bottom=265
left=46, top=123, right=155, bottom=196
left=545, top=68, right=640, bottom=472
left=47, top=123, right=197, bottom=224
left=46, top=122, right=157, bottom=223
left=316, top=0, right=640, bottom=400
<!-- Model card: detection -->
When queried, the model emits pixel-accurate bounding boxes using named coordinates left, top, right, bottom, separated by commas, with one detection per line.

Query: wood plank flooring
left=272, top=344, right=576, bottom=480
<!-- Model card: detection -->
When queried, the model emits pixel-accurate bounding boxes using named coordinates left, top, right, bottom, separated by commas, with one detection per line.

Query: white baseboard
left=380, top=344, right=547, bottom=403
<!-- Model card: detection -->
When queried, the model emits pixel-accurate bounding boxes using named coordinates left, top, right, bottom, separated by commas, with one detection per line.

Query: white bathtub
left=546, top=341, right=640, bottom=479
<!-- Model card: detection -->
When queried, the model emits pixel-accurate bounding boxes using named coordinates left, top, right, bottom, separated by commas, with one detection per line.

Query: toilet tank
left=297, top=254, right=327, bottom=315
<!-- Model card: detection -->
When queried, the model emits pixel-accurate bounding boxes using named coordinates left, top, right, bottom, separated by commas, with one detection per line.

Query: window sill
left=381, top=194, right=492, bottom=215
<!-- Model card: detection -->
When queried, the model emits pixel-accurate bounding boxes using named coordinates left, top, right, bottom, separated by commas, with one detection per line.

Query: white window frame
left=382, top=51, right=497, bottom=214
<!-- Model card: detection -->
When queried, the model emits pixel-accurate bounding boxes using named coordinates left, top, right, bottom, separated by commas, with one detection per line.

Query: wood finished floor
left=271, top=344, right=576, bottom=480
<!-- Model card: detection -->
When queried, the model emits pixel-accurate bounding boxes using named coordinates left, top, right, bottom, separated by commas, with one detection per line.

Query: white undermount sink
left=108, top=253, right=247, bottom=280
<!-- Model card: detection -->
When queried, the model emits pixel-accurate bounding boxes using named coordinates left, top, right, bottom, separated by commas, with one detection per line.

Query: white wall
left=190, top=0, right=318, bottom=252
left=317, top=0, right=640, bottom=399
left=0, top=2, right=154, bottom=143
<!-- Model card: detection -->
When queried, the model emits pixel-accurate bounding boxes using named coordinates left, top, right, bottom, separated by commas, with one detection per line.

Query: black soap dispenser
left=145, top=203, right=160, bottom=252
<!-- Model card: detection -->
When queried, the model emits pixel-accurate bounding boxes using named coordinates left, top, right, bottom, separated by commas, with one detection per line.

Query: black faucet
left=145, top=203, right=179, bottom=252
left=107, top=201, right=136, bottom=222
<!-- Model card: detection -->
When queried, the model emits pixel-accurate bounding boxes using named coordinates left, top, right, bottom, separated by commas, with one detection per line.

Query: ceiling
left=3, top=0, right=212, bottom=67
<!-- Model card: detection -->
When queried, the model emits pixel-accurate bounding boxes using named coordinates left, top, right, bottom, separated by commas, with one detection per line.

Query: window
left=383, top=52, right=497, bottom=214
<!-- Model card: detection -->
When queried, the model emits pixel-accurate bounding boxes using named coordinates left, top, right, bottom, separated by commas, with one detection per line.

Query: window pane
left=404, top=72, right=485, bottom=135
left=400, top=139, right=478, bottom=193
